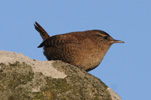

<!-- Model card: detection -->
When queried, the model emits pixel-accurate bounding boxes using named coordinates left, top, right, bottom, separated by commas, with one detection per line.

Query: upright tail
left=34, top=22, right=50, bottom=41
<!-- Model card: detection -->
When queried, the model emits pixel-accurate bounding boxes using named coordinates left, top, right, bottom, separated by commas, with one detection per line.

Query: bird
left=34, top=22, right=124, bottom=71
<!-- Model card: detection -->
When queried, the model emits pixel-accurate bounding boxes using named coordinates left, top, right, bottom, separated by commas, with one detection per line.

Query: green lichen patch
left=50, top=61, right=112, bottom=100
left=0, top=62, right=34, bottom=100
left=0, top=61, right=112, bottom=100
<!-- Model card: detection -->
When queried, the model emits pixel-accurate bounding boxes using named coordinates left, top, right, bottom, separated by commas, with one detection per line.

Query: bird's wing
left=34, top=22, right=50, bottom=40
left=38, top=35, right=80, bottom=48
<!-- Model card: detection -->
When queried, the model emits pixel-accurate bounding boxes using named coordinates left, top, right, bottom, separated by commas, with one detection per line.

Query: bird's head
left=88, top=30, right=124, bottom=46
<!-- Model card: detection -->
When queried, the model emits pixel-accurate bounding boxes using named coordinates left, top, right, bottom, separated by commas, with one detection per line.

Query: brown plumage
left=34, top=22, right=50, bottom=40
left=34, top=22, right=124, bottom=71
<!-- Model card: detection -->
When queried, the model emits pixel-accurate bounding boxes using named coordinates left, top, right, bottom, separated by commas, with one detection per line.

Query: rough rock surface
left=0, top=50, right=121, bottom=100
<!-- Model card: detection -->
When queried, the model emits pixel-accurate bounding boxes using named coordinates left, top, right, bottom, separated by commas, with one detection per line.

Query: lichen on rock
left=0, top=50, right=121, bottom=100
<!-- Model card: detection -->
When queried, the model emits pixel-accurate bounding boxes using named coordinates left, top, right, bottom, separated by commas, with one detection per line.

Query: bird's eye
left=104, top=36, right=108, bottom=40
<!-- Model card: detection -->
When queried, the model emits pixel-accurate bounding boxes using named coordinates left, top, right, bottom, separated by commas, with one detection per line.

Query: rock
left=0, top=50, right=121, bottom=100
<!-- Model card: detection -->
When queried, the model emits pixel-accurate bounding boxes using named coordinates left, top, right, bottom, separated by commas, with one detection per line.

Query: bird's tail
left=34, top=22, right=50, bottom=40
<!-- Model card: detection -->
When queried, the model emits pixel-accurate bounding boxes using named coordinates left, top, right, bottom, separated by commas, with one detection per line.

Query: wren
left=34, top=22, right=124, bottom=71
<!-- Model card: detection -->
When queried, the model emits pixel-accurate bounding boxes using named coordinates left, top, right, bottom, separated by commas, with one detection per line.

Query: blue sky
left=0, top=0, right=151, bottom=100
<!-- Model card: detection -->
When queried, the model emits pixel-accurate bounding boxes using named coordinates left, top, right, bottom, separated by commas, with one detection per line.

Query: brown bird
left=34, top=22, right=124, bottom=71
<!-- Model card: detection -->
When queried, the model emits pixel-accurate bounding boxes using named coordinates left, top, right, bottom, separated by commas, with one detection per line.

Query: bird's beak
left=110, top=40, right=125, bottom=44
left=114, top=40, right=125, bottom=43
